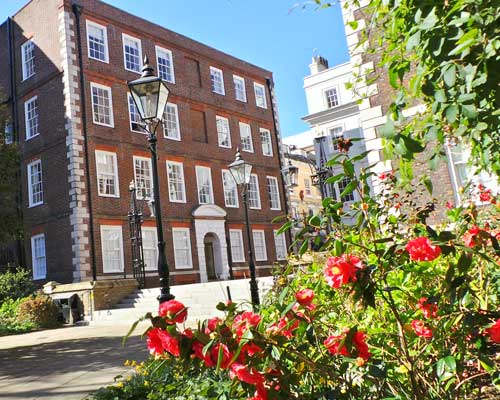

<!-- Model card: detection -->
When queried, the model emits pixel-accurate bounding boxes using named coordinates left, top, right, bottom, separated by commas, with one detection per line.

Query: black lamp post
left=228, top=150, right=259, bottom=308
left=128, top=181, right=146, bottom=288
left=128, top=56, right=174, bottom=304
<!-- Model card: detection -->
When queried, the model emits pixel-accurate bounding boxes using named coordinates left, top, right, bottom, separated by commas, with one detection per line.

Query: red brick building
left=0, top=0, right=289, bottom=285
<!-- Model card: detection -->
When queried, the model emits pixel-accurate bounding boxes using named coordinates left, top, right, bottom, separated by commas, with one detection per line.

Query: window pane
left=173, top=229, right=192, bottom=268
left=128, top=95, right=145, bottom=132
left=163, top=103, right=180, bottom=139
left=91, top=85, right=112, bottom=126
left=22, top=40, right=35, bottom=79
left=222, top=170, right=238, bottom=207
left=325, top=88, right=339, bottom=108
left=248, top=175, right=261, bottom=209
left=124, top=36, right=141, bottom=72
left=142, top=229, right=158, bottom=271
left=210, top=67, right=224, bottom=94
left=338, top=177, right=354, bottom=202
left=25, top=97, right=39, bottom=139
left=88, top=23, right=107, bottom=62
left=329, top=126, right=343, bottom=151
left=101, top=226, right=124, bottom=273
left=252, top=231, right=267, bottom=261
left=96, top=152, right=118, bottom=196
left=167, top=162, right=186, bottom=202
left=32, top=235, right=46, bottom=279
left=260, top=129, right=272, bottom=156
left=157, top=48, right=174, bottom=82
left=217, top=116, right=231, bottom=147
left=230, top=230, right=244, bottom=262
left=196, top=167, right=213, bottom=204
left=28, top=160, right=43, bottom=206
left=267, top=177, right=280, bottom=210
left=134, top=158, right=152, bottom=199
left=239, top=122, right=253, bottom=152
left=254, top=83, right=267, bottom=108
left=274, top=231, right=287, bottom=260
left=233, top=76, right=246, bottom=102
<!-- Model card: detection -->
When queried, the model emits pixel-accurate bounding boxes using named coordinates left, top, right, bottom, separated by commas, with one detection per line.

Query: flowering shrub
left=129, top=151, right=499, bottom=400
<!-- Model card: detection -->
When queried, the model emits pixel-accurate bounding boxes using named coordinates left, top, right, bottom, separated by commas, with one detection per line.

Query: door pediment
left=192, top=204, right=227, bottom=219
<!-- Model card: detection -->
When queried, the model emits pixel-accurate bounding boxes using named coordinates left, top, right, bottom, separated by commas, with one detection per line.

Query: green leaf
left=299, top=239, right=309, bottom=256
left=443, top=64, right=456, bottom=87
left=342, top=159, right=355, bottom=177
left=325, top=173, right=345, bottom=185
left=340, top=180, right=357, bottom=198
left=420, top=8, right=438, bottom=30
left=446, top=104, right=459, bottom=123
left=276, top=220, right=293, bottom=235
left=406, top=30, right=421, bottom=51
left=420, top=175, right=433, bottom=194
left=379, top=119, right=395, bottom=139
left=436, top=356, right=456, bottom=381
left=462, top=104, right=478, bottom=119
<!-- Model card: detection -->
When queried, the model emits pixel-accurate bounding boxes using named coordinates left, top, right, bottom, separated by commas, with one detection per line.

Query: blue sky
left=1, top=0, right=349, bottom=136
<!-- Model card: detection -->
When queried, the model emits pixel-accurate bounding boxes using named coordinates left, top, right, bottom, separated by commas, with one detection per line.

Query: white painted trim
left=166, top=160, right=187, bottom=203
left=195, top=165, right=214, bottom=205
left=95, top=150, right=120, bottom=198
left=31, top=233, right=47, bottom=280
left=155, top=45, right=175, bottom=84
left=86, top=20, right=109, bottom=63
left=233, top=74, right=247, bottom=102
left=122, top=33, right=143, bottom=74
left=172, top=227, right=193, bottom=269
left=27, top=159, right=43, bottom=207
left=210, top=66, right=225, bottom=95
left=229, top=229, right=245, bottom=262
left=100, top=225, right=125, bottom=273
left=253, top=82, right=267, bottom=109
left=266, top=176, right=281, bottom=210
left=252, top=229, right=267, bottom=261
left=90, top=82, right=114, bottom=127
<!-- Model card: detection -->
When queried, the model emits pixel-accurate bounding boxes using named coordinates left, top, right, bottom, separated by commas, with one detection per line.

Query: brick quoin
left=0, top=0, right=289, bottom=286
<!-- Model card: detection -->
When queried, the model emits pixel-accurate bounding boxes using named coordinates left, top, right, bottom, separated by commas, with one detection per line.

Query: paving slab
left=0, top=323, right=150, bottom=400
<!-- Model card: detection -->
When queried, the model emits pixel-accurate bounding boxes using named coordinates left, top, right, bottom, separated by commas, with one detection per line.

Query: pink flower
left=405, top=237, right=441, bottom=262
left=232, top=311, right=262, bottom=338
left=266, top=316, right=299, bottom=339
left=295, top=289, right=314, bottom=305
left=417, top=297, right=438, bottom=319
left=485, top=319, right=500, bottom=343
left=324, top=254, right=364, bottom=288
left=324, top=330, right=371, bottom=361
left=411, top=319, right=433, bottom=338
left=446, top=201, right=454, bottom=209
left=229, top=363, right=265, bottom=385
left=158, top=299, right=188, bottom=324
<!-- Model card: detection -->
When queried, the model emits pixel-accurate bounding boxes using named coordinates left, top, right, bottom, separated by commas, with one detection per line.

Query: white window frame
left=155, top=45, right=175, bottom=83
left=86, top=20, right=109, bottom=63
left=31, top=234, right=46, bottom=280
left=253, top=82, right=267, bottom=109
left=128, top=93, right=145, bottom=133
left=4, top=122, right=13, bottom=144
left=27, top=159, right=43, bottom=208
left=229, top=229, right=245, bottom=262
left=95, top=150, right=119, bottom=198
left=337, top=176, right=355, bottom=203
left=248, top=174, right=261, bottom=209
left=329, top=125, right=344, bottom=151
left=166, top=160, right=187, bottom=203
left=274, top=230, right=287, bottom=261
left=122, top=33, right=143, bottom=73
left=239, top=122, right=254, bottom=153
left=304, top=178, right=312, bottom=196
left=25, top=96, right=39, bottom=140
left=324, top=86, right=340, bottom=109
left=210, top=66, right=225, bottom=95
left=172, top=227, right=193, bottom=269
left=233, top=75, right=247, bottom=102
left=133, top=156, right=153, bottom=200
left=21, top=39, right=35, bottom=80
left=260, top=128, right=273, bottom=156
left=222, top=169, right=239, bottom=208
left=100, top=225, right=125, bottom=273
left=252, top=230, right=267, bottom=261
left=216, top=116, right=231, bottom=148
left=267, top=176, right=281, bottom=210
left=90, top=82, right=114, bottom=127
left=196, top=166, right=214, bottom=204
left=142, top=227, right=158, bottom=271
left=163, top=103, right=181, bottom=141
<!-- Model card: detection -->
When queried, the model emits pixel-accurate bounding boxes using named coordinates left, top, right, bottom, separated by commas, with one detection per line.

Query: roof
left=282, top=130, right=316, bottom=150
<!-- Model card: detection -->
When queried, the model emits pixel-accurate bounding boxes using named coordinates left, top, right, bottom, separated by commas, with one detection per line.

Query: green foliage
left=356, top=0, right=500, bottom=176
left=88, top=358, right=242, bottom=400
left=16, top=295, right=60, bottom=329
left=0, top=268, right=35, bottom=303
left=0, top=297, right=34, bottom=336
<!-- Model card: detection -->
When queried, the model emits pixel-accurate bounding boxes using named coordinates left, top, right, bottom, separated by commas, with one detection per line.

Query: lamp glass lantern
left=228, top=151, right=253, bottom=186
left=128, top=58, right=170, bottom=123
left=282, top=160, right=299, bottom=188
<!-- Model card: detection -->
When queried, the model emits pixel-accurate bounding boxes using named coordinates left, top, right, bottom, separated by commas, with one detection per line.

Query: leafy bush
left=126, top=150, right=499, bottom=400
left=17, top=295, right=60, bottom=329
left=0, top=297, right=34, bottom=336
left=0, top=268, right=34, bottom=303
left=88, top=358, right=240, bottom=400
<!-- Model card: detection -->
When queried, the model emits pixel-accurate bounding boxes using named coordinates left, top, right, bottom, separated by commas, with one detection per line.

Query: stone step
left=88, top=277, right=274, bottom=326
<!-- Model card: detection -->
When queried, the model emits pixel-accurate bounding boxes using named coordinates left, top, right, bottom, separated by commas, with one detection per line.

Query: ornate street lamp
left=128, top=181, right=146, bottom=288
left=281, top=160, right=299, bottom=190
left=228, top=150, right=259, bottom=308
left=128, top=56, right=174, bottom=304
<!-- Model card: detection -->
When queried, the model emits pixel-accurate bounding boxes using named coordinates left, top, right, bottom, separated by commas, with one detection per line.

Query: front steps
left=89, top=277, right=274, bottom=326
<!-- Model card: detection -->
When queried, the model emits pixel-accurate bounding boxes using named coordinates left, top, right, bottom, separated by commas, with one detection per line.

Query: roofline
left=304, top=60, right=352, bottom=80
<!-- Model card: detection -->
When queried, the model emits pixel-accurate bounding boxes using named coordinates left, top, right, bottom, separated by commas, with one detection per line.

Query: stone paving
left=0, top=323, right=149, bottom=400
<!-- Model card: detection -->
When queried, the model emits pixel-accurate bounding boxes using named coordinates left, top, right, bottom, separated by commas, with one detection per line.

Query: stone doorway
left=204, top=233, right=221, bottom=281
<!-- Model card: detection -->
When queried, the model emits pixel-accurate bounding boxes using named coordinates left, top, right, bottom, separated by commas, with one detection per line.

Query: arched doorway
left=203, top=233, right=222, bottom=281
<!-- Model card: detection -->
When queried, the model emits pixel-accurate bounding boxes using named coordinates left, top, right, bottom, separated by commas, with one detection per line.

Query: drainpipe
left=7, top=17, right=26, bottom=267
left=71, top=4, right=97, bottom=281
left=265, top=78, right=292, bottom=248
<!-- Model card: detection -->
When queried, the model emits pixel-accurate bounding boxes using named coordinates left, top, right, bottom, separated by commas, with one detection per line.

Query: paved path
left=0, top=323, right=150, bottom=400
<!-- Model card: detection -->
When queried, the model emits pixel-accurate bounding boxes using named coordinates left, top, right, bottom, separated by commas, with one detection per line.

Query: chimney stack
left=309, top=55, right=329, bottom=75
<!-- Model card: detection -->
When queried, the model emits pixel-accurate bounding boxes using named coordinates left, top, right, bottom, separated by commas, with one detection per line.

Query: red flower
left=204, top=317, right=222, bottom=334
left=405, top=237, right=441, bottom=262
left=446, top=201, right=454, bottom=209
left=182, top=328, right=194, bottom=338
left=463, top=225, right=482, bottom=248
left=158, top=299, right=188, bottom=324
left=230, top=363, right=265, bottom=385
left=485, top=319, right=500, bottom=343
left=241, top=342, right=263, bottom=357
left=295, top=289, right=314, bottom=305
left=324, top=330, right=371, bottom=360
left=211, top=343, right=233, bottom=369
left=146, top=327, right=165, bottom=356
left=324, top=254, right=364, bottom=288
left=147, top=327, right=180, bottom=356
left=417, top=297, right=438, bottom=319
left=411, top=319, right=433, bottom=338
left=249, top=384, right=269, bottom=400
left=192, top=341, right=215, bottom=367
left=266, top=316, right=299, bottom=339
left=232, top=311, right=262, bottom=338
